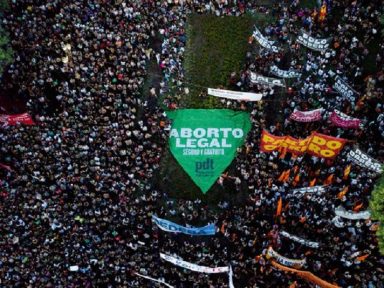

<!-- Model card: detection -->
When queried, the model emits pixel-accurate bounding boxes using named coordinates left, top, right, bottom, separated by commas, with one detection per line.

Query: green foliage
left=0, top=0, right=9, bottom=11
left=0, top=0, right=13, bottom=75
left=299, top=0, right=318, bottom=9
left=182, top=13, right=273, bottom=109
left=369, top=174, right=384, bottom=254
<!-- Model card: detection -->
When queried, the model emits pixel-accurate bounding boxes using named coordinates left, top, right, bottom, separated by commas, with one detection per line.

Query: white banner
left=249, top=72, right=286, bottom=87
left=160, top=253, right=229, bottom=273
left=135, top=273, right=174, bottom=288
left=348, top=149, right=383, bottom=174
left=266, top=247, right=306, bottom=268
left=270, top=65, right=301, bottom=78
left=335, top=206, right=371, bottom=220
left=333, top=75, right=357, bottom=101
left=229, top=265, right=235, bottom=288
left=252, top=27, right=279, bottom=53
left=296, top=31, right=330, bottom=51
left=279, top=231, right=320, bottom=248
left=291, top=186, right=326, bottom=195
left=207, top=88, right=263, bottom=101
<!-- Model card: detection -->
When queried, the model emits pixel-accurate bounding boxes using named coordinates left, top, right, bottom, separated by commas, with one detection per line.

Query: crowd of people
left=0, top=0, right=383, bottom=287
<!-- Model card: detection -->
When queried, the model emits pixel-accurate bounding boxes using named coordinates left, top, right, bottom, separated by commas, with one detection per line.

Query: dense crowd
left=0, top=0, right=383, bottom=287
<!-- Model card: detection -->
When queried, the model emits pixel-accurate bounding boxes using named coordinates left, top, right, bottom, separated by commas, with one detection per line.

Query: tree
left=369, top=174, right=384, bottom=254
left=0, top=0, right=12, bottom=75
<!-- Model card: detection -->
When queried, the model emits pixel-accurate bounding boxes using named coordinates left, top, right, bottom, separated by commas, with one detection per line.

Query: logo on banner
left=167, top=109, right=251, bottom=193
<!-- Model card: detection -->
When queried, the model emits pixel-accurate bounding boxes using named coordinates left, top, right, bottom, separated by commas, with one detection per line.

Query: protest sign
left=290, top=109, right=323, bottom=122
left=335, top=206, right=371, bottom=220
left=270, top=65, right=301, bottom=78
left=266, top=247, right=306, bottom=268
left=291, top=186, right=326, bottom=195
left=160, top=253, right=229, bottom=273
left=329, top=110, right=361, bottom=129
left=208, top=88, right=263, bottom=101
left=252, top=27, right=279, bottom=53
left=152, top=215, right=216, bottom=236
left=333, top=76, right=357, bottom=102
left=296, top=31, right=330, bottom=51
left=249, top=72, right=286, bottom=87
left=279, top=231, right=320, bottom=248
left=260, top=130, right=347, bottom=159
left=167, top=109, right=251, bottom=193
left=348, top=149, right=383, bottom=174
left=135, top=273, right=174, bottom=288
left=0, top=113, right=35, bottom=126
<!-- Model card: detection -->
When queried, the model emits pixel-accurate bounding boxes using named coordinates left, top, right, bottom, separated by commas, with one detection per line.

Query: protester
left=0, top=0, right=383, bottom=287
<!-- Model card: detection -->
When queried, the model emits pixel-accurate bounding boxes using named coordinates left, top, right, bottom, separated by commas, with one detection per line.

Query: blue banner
left=152, top=215, right=216, bottom=236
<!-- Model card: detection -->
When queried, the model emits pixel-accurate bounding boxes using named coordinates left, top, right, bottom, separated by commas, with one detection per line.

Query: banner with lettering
left=348, top=149, right=383, bottom=174
left=249, top=72, right=286, bottom=87
left=291, top=186, right=326, bottom=195
left=135, top=273, right=174, bottom=288
left=270, top=65, right=301, bottom=79
left=266, top=247, right=306, bottom=268
left=152, top=215, right=216, bottom=236
left=333, top=76, right=357, bottom=102
left=160, top=253, right=229, bottom=273
left=296, top=31, right=331, bottom=51
left=167, top=109, right=251, bottom=193
left=329, top=110, right=361, bottom=129
left=208, top=88, right=263, bottom=101
left=335, top=206, right=371, bottom=220
left=252, top=27, right=279, bottom=53
left=270, top=261, right=340, bottom=288
left=260, top=130, right=347, bottom=159
left=279, top=231, right=320, bottom=248
left=0, top=113, right=35, bottom=126
left=290, top=109, right=323, bottom=122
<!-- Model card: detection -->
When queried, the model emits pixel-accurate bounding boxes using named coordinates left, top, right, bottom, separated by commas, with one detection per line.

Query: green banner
left=167, top=109, right=251, bottom=193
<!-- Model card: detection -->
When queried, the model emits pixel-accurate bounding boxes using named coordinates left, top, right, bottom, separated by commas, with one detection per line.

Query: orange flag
left=324, top=174, right=334, bottom=185
left=337, top=186, right=348, bottom=199
left=283, top=169, right=291, bottom=182
left=309, top=178, right=317, bottom=187
left=279, top=147, right=287, bottom=159
left=356, top=254, right=369, bottom=262
left=276, top=197, right=283, bottom=217
left=278, top=170, right=286, bottom=182
left=353, top=202, right=364, bottom=212
left=292, top=174, right=301, bottom=187
left=343, top=165, right=351, bottom=180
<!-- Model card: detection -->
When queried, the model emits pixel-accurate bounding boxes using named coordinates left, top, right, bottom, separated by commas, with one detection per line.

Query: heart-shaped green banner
left=167, top=109, right=251, bottom=193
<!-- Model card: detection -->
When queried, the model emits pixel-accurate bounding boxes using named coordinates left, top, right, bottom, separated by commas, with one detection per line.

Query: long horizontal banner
left=296, top=31, right=331, bottom=51
left=160, top=253, right=229, bottom=273
left=135, top=273, right=174, bottom=288
left=279, top=231, right=320, bottom=248
left=271, top=261, right=340, bottom=288
left=335, top=206, right=371, bottom=220
left=260, top=130, right=347, bottom=159
left=270, top=65, right=301, bottom=79
left=333, top=76, right=357, bottom=101
left=266, top=247, right=306, bottom=268
left=292, top=186, right=326, bottom=195
left=0, top=113, right=35, bottom=126
left=290, top=109, right=323, bottom=122
left=207, top=88, right=263, bottom=101
left=152, top=215, right=216, bottom=236
left=330, top=110, right=361, bottom=129
left=348, top=149, right=383, bottom=174
left=252, top=27, right=279, bottom=53
left=249, top=72, right=286, bottom=87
